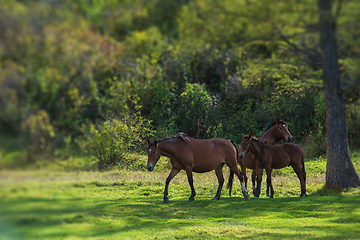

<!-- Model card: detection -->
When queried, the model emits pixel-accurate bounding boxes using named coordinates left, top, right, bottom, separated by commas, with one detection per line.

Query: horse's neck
left=250, top=140, right=263, bottom=159
left=158, top=139, right=179, bottom=159
left=259, top=126, right=279, bottom=145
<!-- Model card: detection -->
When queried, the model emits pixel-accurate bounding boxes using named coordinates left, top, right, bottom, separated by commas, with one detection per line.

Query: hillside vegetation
left=0, top=0, right=360, bottom=169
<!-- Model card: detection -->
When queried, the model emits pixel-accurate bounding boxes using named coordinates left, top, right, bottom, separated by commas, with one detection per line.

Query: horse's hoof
left=188, top=198, right=194, bottom=202
left=244, top=195, right=250, bottom=201
left=269, top=196, right=274, bottom=199
left=211, top=196, right=220, bottom=200
left=163, top=197, right=169, bottom=204
left=300, top=193, right=308, bottom=197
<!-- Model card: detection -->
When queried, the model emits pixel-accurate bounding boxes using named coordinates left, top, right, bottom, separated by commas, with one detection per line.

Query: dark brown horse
left=228, top=119, right=293, bottom=196
left=239, top=134, right=307, bottom=198
left=146, top=133, right=250, bottom=203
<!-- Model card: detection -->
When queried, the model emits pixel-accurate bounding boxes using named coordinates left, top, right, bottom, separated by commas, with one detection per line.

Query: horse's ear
left=249, top=133, right=252, bottom=139
left=276, top=118, right=280, bottom=124
left=148, top=140, right=158, bottom=146
left=147, top=140, right=150, bottom=145
left=242, top=133, right=244, bottom=139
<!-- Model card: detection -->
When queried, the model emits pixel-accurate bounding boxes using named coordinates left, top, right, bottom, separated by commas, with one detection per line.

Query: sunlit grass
left=0, top=156, right=359, bottom=239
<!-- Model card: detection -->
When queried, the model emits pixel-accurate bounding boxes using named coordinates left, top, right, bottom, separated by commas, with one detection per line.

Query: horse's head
left=146, top=140, right=161, bottom=171
left=276, top=119, right=292, bottom=142
left=239, top=134, right=253, bottom=159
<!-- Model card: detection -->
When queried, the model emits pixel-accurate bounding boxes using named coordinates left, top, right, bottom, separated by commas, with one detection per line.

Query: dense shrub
left=76, top=115, right=153, bottom=170
left=21, top=110, right=56, bottom=161
left=174, top=83, right=217, bottom=138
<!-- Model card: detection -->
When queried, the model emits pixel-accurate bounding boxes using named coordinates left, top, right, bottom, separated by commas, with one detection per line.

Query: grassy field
left=0, top=156, right=359, bottom=240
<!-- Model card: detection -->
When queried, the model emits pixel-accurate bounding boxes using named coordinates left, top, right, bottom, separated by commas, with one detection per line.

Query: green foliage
left=71, top=0, right=187, bottom=39
left=347, top=100, right=360, bottom=148
left=211, top=57, right=324, bottom=143
left=175, top=83, right=216, bottom=137
left=76, top=115, right=153, bottom=170
left=125, top=26, right=165, bottom=58
left=21, top=110, right=56, bottom=161
left=77, top=116, right=151, bottom=169
left=137, top=78, right=178, bottom=137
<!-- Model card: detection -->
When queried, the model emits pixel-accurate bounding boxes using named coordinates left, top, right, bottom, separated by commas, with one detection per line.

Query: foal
left=239, top=134, right=307, bottom=198
left=227, top=119, right=292, bottom=196
left=238, top=119, right=292, bottom=194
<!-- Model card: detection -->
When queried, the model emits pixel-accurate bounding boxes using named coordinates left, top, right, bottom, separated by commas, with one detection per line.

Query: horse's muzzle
left=287, top=137, right=293, bottom=142
left=146, top=163, right=154, bottom=171
left=239, top=152, right=246, bottom=159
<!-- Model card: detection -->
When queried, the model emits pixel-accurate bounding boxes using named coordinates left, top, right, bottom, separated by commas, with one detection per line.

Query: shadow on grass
left=1, top=191, right=359, bottom=239
left=312, top=185, right=344, bottom=196
left=0, top=173, right=359, bottom=240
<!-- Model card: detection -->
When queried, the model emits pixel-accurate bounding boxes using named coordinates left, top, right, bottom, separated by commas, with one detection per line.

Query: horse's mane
left=264, top=119, right=288, bottom=132
left=149, top=132, right=188, bottom=146
left=243, top=135, right=258, bottom=140
left=243, top=135, right=268, bottom=144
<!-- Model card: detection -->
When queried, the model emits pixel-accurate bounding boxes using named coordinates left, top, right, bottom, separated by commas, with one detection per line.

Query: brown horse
left=146, top=133, right=250, bottom=203
left=238, top=134, right=307, bottom=198
left=228, top=119, right=293, bottom=196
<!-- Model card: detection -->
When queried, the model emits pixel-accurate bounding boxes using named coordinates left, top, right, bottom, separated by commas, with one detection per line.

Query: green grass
left=0, top=155, right=360, bottom=239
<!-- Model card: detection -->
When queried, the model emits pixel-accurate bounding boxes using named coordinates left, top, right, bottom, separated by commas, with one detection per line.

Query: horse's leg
left=291, top=163, right=308, bottom=197
left=227, top=170, right=234, bottom=196
left=251, top=166, right=258, bottom=195
left=266, top=169, right=273, bottom=197
left=229, top=166, right=250, bottom=201
left=212, top=162, right=225, bottom=200
left=254, top=168, right=263, bottom=198
left=164, top=167, right=181, bottom=203
left=185, top=166, right=196, bottom=202
left=240, top=162, right=248, bottom=190
left=265, top=167, right=274, bottom=198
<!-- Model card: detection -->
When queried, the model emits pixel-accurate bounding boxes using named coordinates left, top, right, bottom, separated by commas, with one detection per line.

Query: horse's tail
left=229, top=139, right=239, bottom=161
left=227, top=140, right=238, bottom=196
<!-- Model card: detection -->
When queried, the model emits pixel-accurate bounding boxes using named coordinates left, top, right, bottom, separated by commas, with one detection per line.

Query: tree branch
left=334, top=0, right=343, bottom=24
left=275, top=27, right=321, bottom=59
left=338, top=78, right=360, bottom=95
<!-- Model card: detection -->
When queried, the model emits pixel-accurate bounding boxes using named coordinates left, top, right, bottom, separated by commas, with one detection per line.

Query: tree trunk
left=318, top=0, right=360, bottom=188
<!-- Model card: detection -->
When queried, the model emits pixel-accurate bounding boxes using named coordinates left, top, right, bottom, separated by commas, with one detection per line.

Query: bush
left=174, top=83, right=217, bottom=138
left=76, top=115, right=153, bottom=170
left=21, top=110, right=56, bottom=161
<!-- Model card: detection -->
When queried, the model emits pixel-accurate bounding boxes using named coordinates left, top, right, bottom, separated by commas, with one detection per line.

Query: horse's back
left=266, top=143, right=302, bottom=155
left=262, top=143, right=297, bottom=169
left=282, top=143, right=304, bottom=157
left=189, top=137, right=233, bottom=150
left=186, top=138, right=236, bottom=172
left=279, top=143, right=304, bottom=167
